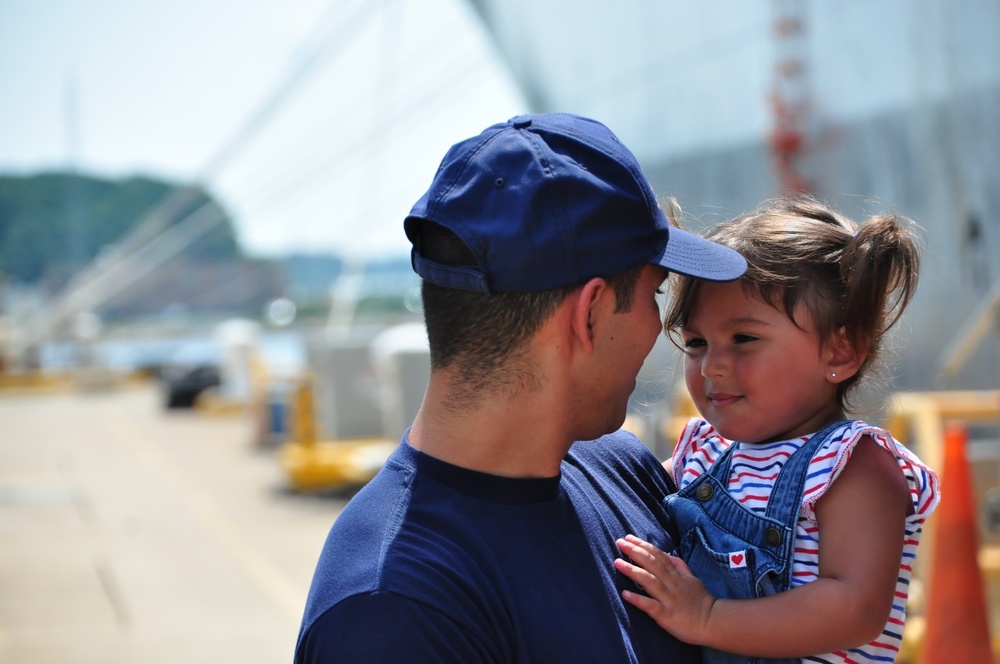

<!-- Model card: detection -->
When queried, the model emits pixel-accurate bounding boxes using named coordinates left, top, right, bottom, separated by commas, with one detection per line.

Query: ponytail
left=841, top=214, right=921, bottom=364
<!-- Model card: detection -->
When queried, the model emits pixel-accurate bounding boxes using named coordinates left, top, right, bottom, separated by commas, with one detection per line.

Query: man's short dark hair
left=415, top=221, right=643, bottom=388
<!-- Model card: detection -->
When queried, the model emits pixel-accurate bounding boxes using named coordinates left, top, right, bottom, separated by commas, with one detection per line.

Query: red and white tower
left=770, top=0, right=811, bottom=193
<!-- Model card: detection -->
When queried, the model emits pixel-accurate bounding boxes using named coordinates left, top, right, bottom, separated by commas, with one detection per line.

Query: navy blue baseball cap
left=405, top=113, right=746, bottom=293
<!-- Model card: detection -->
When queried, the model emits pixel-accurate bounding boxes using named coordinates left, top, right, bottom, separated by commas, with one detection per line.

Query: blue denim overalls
left=663, top=421, right=847, bottom=664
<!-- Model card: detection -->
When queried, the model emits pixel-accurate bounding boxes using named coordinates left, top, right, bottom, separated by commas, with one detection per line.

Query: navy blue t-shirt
left=295, top=429, right=699, bottom=663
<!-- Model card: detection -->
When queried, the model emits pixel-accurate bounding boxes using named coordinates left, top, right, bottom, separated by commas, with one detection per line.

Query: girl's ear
left=825, top=326, right=865, bottom=384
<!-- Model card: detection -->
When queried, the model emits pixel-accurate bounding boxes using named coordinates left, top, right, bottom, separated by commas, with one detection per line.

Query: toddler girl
left=615, top=197, right=940, bottom=663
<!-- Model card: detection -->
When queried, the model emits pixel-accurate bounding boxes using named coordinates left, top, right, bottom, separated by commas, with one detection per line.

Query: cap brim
left=653, top=226, right=747, bottom=281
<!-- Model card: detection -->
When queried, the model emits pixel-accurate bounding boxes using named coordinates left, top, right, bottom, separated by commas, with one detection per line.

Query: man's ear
left=825, top=326, right=866, bottom=384
left=570, top=277, right=608, bottom=353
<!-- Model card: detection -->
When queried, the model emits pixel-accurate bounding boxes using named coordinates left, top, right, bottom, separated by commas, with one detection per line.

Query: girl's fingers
left=665, top=553, right=692, bottom=575
left=621, top=588, right=662, bottom=614
left=623, top=534, right=664, bottom=554
left=616, top=559, right=677, bottom=632
left=614, top=557, right=654, bottom=588
left=615, top=554, right=685, bottom=606
left=616, top=536, right=676, bottom=576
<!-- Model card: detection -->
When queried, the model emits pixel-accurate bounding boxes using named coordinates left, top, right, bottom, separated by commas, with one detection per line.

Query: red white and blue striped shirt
left=671, top=418, right=940, bottom=664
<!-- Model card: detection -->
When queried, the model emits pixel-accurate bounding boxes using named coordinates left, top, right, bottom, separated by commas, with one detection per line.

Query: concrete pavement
left=0, top=381, right=347, bottom=664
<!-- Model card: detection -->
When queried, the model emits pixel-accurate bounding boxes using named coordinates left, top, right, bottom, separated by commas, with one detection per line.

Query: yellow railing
left=278, top=374, right=395, bottom=492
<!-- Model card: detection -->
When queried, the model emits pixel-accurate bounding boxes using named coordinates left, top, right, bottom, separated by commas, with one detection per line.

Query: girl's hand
left=614, top=535, right=716, bottom=645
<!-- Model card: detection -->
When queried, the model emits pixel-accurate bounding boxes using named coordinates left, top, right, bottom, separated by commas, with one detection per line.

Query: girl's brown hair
left=664, top=196, right=921, bottom=411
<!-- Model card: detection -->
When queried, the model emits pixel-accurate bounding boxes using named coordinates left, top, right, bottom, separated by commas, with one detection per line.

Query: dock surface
left=0, top=382, right=347, bottom=664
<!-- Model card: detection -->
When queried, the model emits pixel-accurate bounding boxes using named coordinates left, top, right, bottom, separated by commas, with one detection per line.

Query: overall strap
left=763, top=421, right=850, bottom=525
left=703, top=437, right=740, bottom=484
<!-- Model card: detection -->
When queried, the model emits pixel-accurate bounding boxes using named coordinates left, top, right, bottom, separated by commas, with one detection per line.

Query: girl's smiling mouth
left=707, top=392, right=741, bottom=408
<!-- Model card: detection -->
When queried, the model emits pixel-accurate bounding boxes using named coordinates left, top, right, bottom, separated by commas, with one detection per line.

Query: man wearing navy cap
left=296, top=113, right=746, bottom=663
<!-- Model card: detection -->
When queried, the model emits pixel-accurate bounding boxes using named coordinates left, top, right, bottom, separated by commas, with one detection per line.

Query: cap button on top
left=510, top=115, right=533, bottom=129
left=695, top=483, right=714, bottom=501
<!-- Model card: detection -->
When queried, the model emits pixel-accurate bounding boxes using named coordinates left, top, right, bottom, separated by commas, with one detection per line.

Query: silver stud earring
left=831, top=373, right=837, bottom=378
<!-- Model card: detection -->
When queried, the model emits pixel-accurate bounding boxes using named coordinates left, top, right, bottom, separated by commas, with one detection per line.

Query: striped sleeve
left=798, top=421, right=941, bottom=521
left=672, top=418, right=730, bottom=490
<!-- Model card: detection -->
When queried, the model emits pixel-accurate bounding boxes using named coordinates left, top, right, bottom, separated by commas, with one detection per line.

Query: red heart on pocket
left=731, top=553, right=744, bottom=565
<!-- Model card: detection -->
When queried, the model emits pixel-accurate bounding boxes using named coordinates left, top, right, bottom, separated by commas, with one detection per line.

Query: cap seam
left=520, top=125, right=577, bottom=286
left=537, top=121, right=660, bottom=221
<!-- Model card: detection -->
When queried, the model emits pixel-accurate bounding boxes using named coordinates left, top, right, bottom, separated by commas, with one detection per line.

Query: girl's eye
left=733, top=334, right=758, bottom=344
left=683, top=337, right=706, bottom=350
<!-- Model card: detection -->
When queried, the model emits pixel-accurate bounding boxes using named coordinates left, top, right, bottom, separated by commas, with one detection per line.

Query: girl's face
left=681, top=280, right=842, bottom=444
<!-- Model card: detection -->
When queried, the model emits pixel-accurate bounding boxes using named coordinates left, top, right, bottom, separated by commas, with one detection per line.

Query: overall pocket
left=679, top=526, right=757, bottom=601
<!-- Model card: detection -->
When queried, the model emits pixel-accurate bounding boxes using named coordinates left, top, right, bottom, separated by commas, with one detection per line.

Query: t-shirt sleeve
left=801, top=421, right=941, bottom=522
left=671, top=417, right=730, bottom=490
left=295, top=592, right=493, bottom=664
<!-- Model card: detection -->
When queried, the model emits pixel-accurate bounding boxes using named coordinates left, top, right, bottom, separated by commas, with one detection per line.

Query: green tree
left=0, top=172, right=241, bottom=287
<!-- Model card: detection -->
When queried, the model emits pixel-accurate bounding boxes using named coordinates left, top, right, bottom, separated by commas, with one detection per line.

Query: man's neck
left=407, top=374, right=573, bottom=478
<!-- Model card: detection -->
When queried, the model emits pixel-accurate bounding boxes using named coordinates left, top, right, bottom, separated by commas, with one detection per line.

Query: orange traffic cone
left=921, top=420, right=994, bottom=664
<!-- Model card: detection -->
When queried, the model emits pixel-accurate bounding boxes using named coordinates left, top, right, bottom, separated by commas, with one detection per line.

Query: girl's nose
left=701, top=347, right=728, bottom=378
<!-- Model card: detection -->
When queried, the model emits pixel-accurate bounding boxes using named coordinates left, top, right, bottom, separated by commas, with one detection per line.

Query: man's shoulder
left=297, top=451, right=423, bottom=628
left=567, top=428, right=659, bottom=466
left=565, top=428, right=670, bottom=493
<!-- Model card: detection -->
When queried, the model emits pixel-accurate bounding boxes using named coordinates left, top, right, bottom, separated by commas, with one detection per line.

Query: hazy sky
left=0, top=0, right=526, bottom=259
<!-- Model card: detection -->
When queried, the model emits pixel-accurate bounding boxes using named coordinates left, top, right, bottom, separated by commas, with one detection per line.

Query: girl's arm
left=615, top=436, right=911, bottom=658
